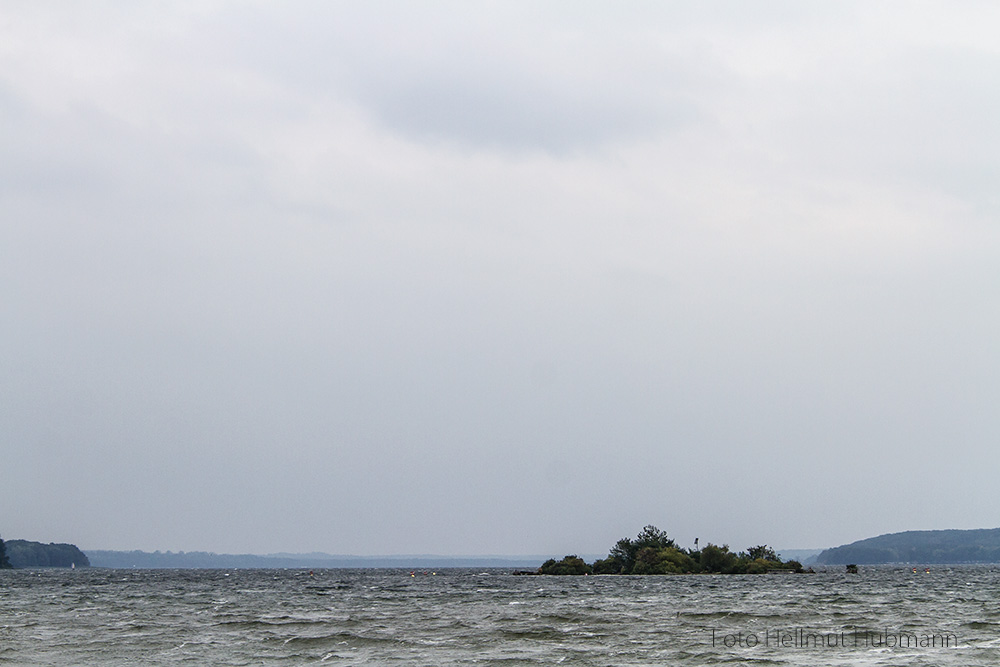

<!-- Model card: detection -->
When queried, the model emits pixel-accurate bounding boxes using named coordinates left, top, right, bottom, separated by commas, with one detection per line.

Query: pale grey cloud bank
left=3, top=2, right=1000, bottom=556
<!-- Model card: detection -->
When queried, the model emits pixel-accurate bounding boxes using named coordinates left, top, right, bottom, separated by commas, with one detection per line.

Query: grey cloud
left=355, top=67, right=700, bottom=154
left=4, top=2, right=1000, bottom=556
left=176, top=2, right=718, bottom=153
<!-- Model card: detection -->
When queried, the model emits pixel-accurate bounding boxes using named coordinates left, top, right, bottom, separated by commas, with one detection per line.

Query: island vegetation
left=535, top=525, right=804, bottom=575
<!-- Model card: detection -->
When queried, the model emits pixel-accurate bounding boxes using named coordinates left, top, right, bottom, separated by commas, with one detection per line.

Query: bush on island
left=538, top=555, right=592, bottom=575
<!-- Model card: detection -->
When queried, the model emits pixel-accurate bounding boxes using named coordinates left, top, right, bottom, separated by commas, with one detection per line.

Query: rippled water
left=2, top=566, right=1000, bottom=665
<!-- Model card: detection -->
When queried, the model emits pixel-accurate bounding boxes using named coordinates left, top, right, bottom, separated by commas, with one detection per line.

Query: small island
left=532, top=525, right=805, bottom=575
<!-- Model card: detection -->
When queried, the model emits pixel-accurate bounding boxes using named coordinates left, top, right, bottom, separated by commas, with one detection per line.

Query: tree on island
left=0, top=536, right=12, bottom=569
left=543, top=525, right=804, bottom=575
left=538, top=555, right=592, bottom=575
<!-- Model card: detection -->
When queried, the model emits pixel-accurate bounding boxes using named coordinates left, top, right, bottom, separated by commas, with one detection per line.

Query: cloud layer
left=3, top=2, right=1000, bottom=555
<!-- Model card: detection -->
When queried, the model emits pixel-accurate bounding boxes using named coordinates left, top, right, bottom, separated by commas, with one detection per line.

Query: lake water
left=2, top=566, right=999, bottom=665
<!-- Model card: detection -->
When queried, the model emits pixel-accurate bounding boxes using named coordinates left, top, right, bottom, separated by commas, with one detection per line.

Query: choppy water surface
left=2, top=566, right=1000, bottom=665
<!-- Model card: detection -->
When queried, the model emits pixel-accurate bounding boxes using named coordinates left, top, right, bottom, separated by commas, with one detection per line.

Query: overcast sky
left=3, top=1, right=1000, bottom=557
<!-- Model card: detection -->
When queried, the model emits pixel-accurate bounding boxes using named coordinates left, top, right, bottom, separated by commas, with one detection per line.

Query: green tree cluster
left=538, top=555, right=592, bottom=575
left=543, top=526, right=804, bottom=575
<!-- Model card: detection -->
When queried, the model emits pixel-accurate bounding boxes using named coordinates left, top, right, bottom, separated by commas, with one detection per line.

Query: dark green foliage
left=699, top=543, right=739, bottom=573
left=608, top=537, right=638, bottom=573
left=607, top=525, right=679, bottom=574
left=0, top=536, right=12, bottom=569
left=631, top=546, right=696, bottom=574
left=5, top=540, right=90, bottom=568
left=559, top=525, right=801, bottom=576
left=784, top=560, right=804, bottom=573
left=538, top=555, right=592, bottom=575
left=635, top=525, right=676, bottom=551
left=696, top=543, right=799, bottom=574
left=746, top=545, right=779, bottom=562
left=591, top=555, right=624, bottom=574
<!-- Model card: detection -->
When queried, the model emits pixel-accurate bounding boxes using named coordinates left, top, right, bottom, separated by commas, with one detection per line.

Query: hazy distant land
left=84, top=550, right=572, bottom=569
left=8, top=527, right=1000, bottom=571
left=817, top=528, right=1000, bottom=565
left=3, top=540, right=90, bottom=568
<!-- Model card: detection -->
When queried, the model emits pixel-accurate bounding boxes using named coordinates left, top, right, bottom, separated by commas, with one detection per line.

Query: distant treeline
left=3, top=540, right=89, bottom=568
left=86, top=550, right=552, bottom=569
left=817, top=528, right=1000, bottom=564
left=535, top=525, right=806, bottom=575
left=89, top=550, right=318, bottom=569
